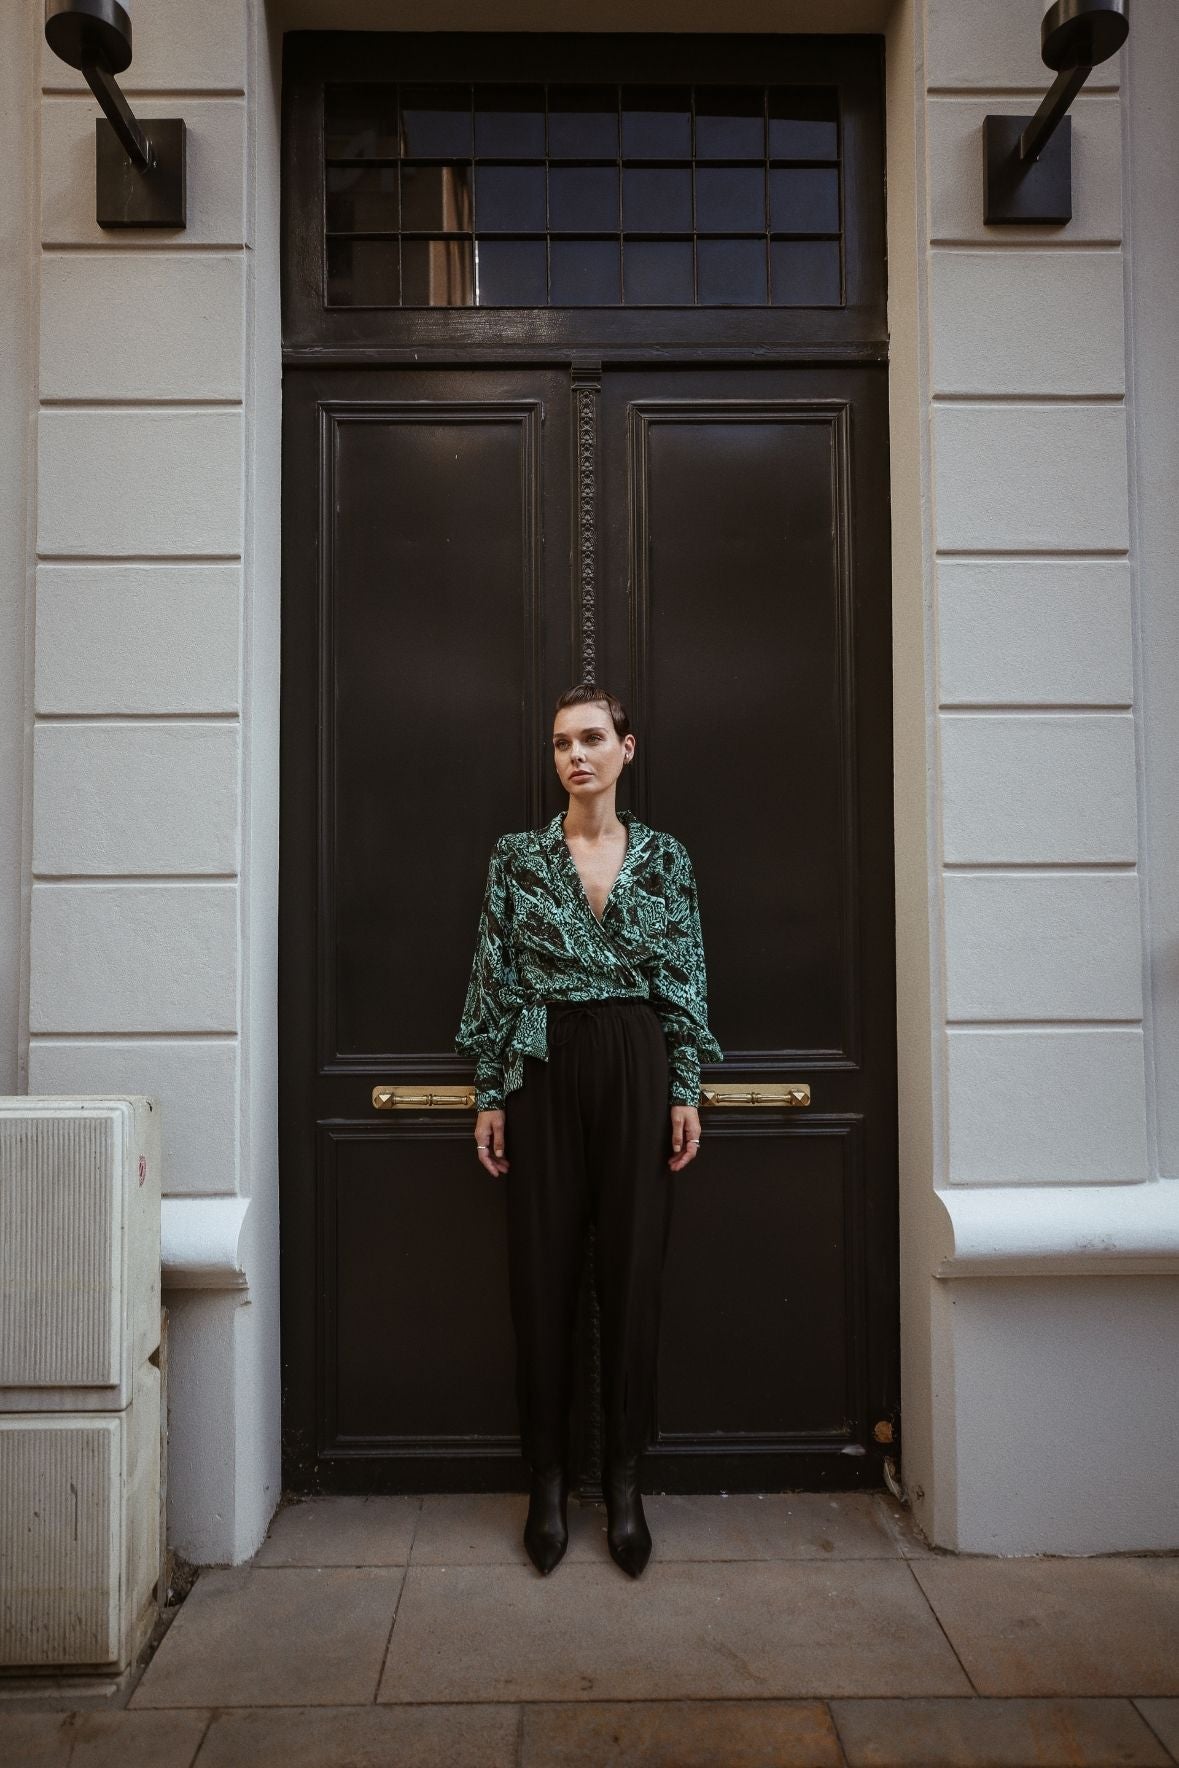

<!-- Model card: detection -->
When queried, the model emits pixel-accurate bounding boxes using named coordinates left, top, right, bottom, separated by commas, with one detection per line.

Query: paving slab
left=520, top=1698, right=843, bottom=1765
left=911, top=1558, right=1179, bottom=1697
left=831, top=1696, right=1173, bottom=1766
left=377, top=1559, right=972, bottom=1703
left=194, top=1703, right=521, bottom=1767
left=252, top=1494, right=421, bottom=1566
left=129, top=1566, right=404, bottom=1708
left=1135, top=1701, right=1179, bottom=1758
left=0, top=1708, right=211, bottom=1767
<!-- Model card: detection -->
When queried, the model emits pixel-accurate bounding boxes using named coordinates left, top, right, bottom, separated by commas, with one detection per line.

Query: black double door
left=279, top=354, right=899, bottom=1492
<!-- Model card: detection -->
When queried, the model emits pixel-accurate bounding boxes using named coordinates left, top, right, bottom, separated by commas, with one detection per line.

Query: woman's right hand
left=475, top=1108, right=509, bottom=1176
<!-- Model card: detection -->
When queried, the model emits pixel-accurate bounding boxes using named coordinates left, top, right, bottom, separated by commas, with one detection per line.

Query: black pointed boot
left=523, top=1463, right=569, bottom=1574
left=603, top=1450, right=652, bottom=1578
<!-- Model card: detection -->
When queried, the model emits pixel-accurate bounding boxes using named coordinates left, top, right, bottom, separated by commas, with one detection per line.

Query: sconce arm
left=1019, top=63, right=1093, bottom=163
left=83, top=61, right=155, bottom=172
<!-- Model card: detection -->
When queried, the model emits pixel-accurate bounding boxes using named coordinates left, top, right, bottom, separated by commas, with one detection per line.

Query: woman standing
left=454, top=683, right=723, bottom=1578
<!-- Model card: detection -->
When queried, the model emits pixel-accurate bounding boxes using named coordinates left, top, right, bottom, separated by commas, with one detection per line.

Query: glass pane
left=771, top=239, right=841, bottom=305
left=623, top=166, right=691, bottom=233
left=474, top=164, right=546, bottom=233
left=548, top=165, right=619, bottom=232
left=326, top=165, right=400, bottom=232
left=623, top=239, right=693, bottom=304
left=622, top=86, right=692, bottom=159
left=401, top=164, right=473, bottom=232
left=324, top=84, right=399, bottom=160
left=400, top=84, right=472, bottom=158
left=549, top=238, right=620, bottom=305
left=548, top=85, right=618, bottom=159
left=694, top=86, right=765, bottom=160
left=697, top=237, right=767, bottom=304
left=768, top=87, right=839, bottom=160
left=477, top=238, right=548, bottom=305
left=695, top=167, right=765, bottom=234
left=401, top=237, right=474, bottom=305
left=326, top=238, right=400, bottom=306
left=475, top=84, right=546, bottom=157
left=769, top=167, right=840, bottom=234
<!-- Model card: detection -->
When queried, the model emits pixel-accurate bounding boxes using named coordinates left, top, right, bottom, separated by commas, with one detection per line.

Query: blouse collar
left=539, top=806, right=650, bottom=910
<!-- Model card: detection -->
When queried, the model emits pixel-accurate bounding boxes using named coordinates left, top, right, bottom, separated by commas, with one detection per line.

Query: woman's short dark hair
left=554, top=682, right=632, bottom=742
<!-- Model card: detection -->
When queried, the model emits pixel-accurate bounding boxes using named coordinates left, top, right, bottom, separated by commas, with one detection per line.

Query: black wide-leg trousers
left=503, top=996, right=673, bottom=1472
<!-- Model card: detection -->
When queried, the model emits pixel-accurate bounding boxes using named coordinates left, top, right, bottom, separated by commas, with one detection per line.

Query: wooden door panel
left=599, top=363, right=897, bottom=1484
left=659, top=1124, right=862, bottom=1443
left=321, top=1127, right=518, bottom=1454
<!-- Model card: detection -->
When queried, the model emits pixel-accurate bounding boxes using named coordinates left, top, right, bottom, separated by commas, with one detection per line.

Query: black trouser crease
left=504, top=996, right=673, bottom=1471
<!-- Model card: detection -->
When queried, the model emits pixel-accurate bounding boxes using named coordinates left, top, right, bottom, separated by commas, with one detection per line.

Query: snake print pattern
left=455, top=808, right=724, bottom=1111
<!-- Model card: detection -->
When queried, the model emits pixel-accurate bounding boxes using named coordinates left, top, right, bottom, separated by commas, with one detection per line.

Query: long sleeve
left=454, top=838, right=514, bottom=1111
left=647, top=846, right=724, bottom=1105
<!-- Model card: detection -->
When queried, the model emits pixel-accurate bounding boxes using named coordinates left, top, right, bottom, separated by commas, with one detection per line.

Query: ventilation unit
left=0, top=1096, right=162, bottom=1677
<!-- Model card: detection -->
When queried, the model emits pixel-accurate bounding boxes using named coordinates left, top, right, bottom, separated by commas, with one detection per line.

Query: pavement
left=1, top=1489, right=1178, bottom=1766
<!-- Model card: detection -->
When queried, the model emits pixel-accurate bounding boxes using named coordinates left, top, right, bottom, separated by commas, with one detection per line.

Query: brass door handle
left=373, top=1085, right=476, bottom=1110
left=698, top=1083, right=811, bottom=1107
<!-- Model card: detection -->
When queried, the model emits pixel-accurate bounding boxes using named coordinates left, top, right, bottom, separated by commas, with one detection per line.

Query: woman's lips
left=571, top=771, right=591, bottom=780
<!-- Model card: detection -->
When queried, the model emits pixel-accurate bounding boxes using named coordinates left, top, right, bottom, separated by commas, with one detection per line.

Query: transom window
left=323, top=81, right=843, bottom=309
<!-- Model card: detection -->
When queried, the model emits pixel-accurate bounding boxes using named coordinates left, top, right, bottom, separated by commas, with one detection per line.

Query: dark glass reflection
left=771, top=239, right=841, bottom=305
left=324, top=84, right=399, bottom=159
left=326, top=165, right=400, bottom=232
left=622, top=87, right=692, bottom=159
left=769, top=167, right=840, bottom=234
left=694, top=86, right=765, bottom=160
left=623, top=167, right=692, bottom=233
left=697, top=237, right=767, bottom=304
left=550, top=238, right=620, bottom=305
left=400, top=84, right=472, bottom=158
left=401, top=237, right=475, bottom=305
left=768, top=87, right=840, bottom=160
left=623, top=239, right=693, bottom=304
left=326, top=237, right=400, bottom=306
left=475, top=84, right=546, bottom=157
left=477, top=237, right=548, bottom=305
left=401, top=164, right=473, bottom=233
left=548, top=165, right=619, bottom=232
left=321, top=78, right=845, bottom=308
left=475, top=164, right=546, bottom=232
left=695, top=167, right=765, bottom=234
left=548, top=85, right=619, bottom=159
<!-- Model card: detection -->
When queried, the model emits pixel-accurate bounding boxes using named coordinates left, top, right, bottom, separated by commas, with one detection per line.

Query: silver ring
left=688, top=1137, right=701, bottom=1144
left=476, top=1144, right=489, bottom=1152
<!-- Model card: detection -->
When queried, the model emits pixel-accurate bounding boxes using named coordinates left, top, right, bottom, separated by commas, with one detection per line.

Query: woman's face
left=552, top=704, right=635, bottom=800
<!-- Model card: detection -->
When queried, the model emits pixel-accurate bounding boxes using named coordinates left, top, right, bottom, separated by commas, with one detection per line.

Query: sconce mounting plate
left=96, top=116, right=186, bottom=228
left=983, top=113, right=1072, bottom=226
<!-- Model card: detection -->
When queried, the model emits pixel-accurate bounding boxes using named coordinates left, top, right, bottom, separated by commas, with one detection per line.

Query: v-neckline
left=558, top=808, right=633, bottom=926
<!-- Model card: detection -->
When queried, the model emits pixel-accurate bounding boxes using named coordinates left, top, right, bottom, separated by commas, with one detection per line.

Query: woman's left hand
left=668, top=1105, right=702, bottom=1171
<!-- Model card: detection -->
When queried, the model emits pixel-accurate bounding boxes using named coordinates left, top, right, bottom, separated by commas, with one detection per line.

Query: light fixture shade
left=1041, top=0, right=1129, bottom=72
left=44, top=0, right=132, bottom=76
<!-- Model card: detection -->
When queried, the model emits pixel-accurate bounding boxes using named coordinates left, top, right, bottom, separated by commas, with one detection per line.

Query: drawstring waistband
left=545, top=996, right=653, bottom=1050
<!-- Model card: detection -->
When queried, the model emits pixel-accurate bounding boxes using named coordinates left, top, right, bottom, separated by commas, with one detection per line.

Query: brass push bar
left=698, top=1084, right=811, bottom=1107
left=372, top=1081, right=811, bottom=1110
left=373, top=1085, right=477, bottom=1110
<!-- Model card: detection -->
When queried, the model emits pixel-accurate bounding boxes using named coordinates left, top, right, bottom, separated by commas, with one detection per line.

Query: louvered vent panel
left=0, top=1115, right=118, bottom=1387
left=0, top=1419, right=119, bottom=1666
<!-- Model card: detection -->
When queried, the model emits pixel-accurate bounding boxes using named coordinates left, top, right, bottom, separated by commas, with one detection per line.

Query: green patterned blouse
left=455, top=808, right=723, bottom=1111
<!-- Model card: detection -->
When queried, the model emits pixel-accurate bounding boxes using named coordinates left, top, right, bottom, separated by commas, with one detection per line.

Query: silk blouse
left=455, top=808, right=724, bottom=1112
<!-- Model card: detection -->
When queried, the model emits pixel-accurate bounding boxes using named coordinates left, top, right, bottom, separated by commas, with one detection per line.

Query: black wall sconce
left=984, top=0, right=1129, bottom=225
left=44, top=0, right=186, bottom=228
